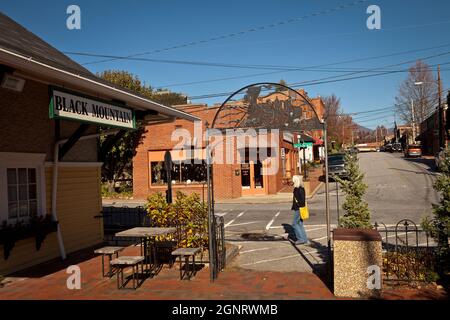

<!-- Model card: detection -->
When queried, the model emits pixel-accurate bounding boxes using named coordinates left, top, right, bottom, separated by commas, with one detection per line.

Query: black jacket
left=291, top=187, right=306, bottom=210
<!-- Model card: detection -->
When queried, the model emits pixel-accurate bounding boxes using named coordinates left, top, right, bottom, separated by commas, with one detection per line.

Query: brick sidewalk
left=0, top=246, right=334, bottom=300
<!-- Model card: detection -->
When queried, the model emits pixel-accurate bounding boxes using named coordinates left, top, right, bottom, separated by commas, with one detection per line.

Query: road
left=103, top=152, right=441, bottom=273
left=216, top=152, right=440, bottom=272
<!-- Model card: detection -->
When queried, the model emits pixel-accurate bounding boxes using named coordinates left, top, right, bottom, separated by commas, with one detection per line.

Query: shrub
left=335, top=152, right=371, bottom=229
left=421, top=148, right=450, bottom=277
left=144, top=191, right=208, bottom=249
left=383, top=251, right=439, bottom=283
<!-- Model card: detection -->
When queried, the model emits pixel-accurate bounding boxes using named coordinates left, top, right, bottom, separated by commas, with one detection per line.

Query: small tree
left=335, top=153, right=371, bottom=229
left=422, top=149, right=450, bottom=273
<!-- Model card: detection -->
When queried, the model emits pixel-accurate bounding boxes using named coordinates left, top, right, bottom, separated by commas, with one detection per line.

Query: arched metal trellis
left=205, top=82, right=331, bottom=281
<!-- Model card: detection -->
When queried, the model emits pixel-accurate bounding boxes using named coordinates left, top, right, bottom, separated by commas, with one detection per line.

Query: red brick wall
left=133, top=105, right=299, bottom=200
left=0, top=76, right=97, bottom=161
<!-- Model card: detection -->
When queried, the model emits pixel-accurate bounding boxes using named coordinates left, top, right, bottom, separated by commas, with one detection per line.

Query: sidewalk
left=216, top=182, right=323, bottom=204
left=0, top=246, right=334, bottom=300
left=103, top=182, right=323, bottom=206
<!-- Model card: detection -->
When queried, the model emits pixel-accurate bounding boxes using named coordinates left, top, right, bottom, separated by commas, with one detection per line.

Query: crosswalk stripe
left=227, top=221, right=262, bottom=227
left=240, top=248, right=271, bottom=254
left=265, top=211, right=281, bottom=230
left=240, top=254, right=300, bottom=266
left=224, top=211, right=245, bottom=228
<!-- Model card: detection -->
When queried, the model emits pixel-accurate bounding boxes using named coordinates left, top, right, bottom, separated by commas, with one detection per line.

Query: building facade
left=133, top=91, right=325, bottom=200
left=0, top=13, right=196, bottom=274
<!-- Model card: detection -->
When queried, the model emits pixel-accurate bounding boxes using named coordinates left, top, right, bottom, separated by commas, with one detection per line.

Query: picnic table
left=115, top=227, right=177, bottom=271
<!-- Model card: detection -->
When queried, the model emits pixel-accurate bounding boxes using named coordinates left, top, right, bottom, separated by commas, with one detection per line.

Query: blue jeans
left=292, top=210, right=308, bottom=243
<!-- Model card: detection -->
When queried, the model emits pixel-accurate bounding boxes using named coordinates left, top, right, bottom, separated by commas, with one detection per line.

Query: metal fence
left=102, top=206, right=150, bottom=245
left=101, top=206, right=225, bottom=271
left=215, top=215, right=226, bottom=272
left=373, top=219, right=447, bottom=282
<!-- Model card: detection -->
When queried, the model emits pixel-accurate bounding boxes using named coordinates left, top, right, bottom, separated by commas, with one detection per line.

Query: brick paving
left=0, top=246, right=334, bottom=300
left=1, top=245, right=447, bottom=300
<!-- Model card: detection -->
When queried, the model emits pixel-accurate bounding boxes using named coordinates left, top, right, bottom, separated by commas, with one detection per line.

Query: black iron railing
left=215, top=215, right=226, bottom=272
left=102, top=206, right=150, bottom=245
left=373, top=219, right=448, bottom=282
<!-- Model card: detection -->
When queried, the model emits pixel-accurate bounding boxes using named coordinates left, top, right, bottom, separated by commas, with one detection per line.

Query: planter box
left=333, top=228, right=382, bottom=298
left=0, top=220, right=58, bottom=260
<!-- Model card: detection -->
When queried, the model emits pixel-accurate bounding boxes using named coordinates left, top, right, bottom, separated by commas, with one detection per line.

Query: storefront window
left=151, top=160, right=206, bottom=185
left=7, top=168, right=38, bottom=220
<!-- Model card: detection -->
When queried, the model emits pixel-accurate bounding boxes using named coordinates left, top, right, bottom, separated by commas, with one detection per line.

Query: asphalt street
left=216, top=152, right=440, bottom=272
left=103, top=152, right=441, bottom=272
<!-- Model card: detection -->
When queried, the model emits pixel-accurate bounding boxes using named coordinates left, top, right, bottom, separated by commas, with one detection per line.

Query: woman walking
left=291, top=175, right=309, bottom=245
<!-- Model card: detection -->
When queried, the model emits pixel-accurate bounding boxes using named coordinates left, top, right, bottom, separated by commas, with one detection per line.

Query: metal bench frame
left=111, top=258, right=145, bottom=290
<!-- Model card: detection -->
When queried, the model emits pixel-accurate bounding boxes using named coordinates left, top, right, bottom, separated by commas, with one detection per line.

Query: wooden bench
left=171, top=247, right=201, bottom=280
left=110, top=256, right=145, bottom=290
left=94, top=246, right=124, bottom=277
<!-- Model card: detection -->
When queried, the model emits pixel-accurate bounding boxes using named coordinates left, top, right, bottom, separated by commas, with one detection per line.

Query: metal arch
left=210, top=82, right=322, bottom=130
left=206, top=81, right=332, bottom=283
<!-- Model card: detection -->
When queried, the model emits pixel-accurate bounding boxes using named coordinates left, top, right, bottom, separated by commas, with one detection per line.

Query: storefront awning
left=313, top=137, right=324, bottom=146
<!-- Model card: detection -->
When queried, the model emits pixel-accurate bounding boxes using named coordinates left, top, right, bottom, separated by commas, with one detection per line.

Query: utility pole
left=411, top=98, right=416, bottom=145
left=438, top=65, right=444, bottom=149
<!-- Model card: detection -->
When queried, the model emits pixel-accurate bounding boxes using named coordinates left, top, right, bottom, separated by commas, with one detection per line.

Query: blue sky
left=1, top=0, right=450, bottom=129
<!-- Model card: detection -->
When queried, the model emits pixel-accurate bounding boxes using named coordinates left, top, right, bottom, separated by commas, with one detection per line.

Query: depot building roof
left=0, top=12, right=199, bottom=123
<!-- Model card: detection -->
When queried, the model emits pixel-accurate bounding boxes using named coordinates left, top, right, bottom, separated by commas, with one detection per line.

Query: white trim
left=0, top=152, right=46, bottom=165
left=44, top=161, right=103, bottom=168
left=0, top=152, right=47, bottom=223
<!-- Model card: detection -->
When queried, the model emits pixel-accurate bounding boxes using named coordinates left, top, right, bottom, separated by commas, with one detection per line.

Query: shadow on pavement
left=282, top=223, right=332, bottom=291
left=403, top=157, right=437, bottom=172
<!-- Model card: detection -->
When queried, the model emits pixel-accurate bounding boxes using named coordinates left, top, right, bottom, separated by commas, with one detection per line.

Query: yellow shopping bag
left=300, top=204, right=309, bottom=220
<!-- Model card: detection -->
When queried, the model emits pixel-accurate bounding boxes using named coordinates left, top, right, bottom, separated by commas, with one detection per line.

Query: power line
left=189, top=54, right=450, bottom=100
left=64, top=42, right=450, bottom=90
left=153, top=42, right=450, bottom=89
left=77, top=0, right=368, bottom=66
left=64, top=50, right=450, bottom=73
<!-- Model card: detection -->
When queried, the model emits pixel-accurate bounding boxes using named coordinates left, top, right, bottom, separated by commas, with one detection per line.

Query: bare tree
left=395, top=60, right=438, bottom=126
left=323, top=94, right=354, bottom=147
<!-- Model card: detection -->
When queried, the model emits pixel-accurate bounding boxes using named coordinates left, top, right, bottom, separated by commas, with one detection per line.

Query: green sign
left=294, top=142, right=313, bottom=148
left=49, top=87, right=136, bottom=130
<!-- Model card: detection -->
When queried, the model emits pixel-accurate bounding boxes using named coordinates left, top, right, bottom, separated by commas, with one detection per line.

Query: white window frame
left=0, top=152, right=47, bottom=225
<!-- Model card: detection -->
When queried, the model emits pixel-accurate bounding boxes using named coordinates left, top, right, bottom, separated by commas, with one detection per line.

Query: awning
left=313, top=137, right=324, bottom=146
left=298, top=134, right=314, bottom=143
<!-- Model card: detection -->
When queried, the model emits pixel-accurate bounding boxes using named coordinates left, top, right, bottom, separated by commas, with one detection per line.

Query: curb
left=224, top=242, right=240, bottom=267
left=307, top=181, right=324, bottom=199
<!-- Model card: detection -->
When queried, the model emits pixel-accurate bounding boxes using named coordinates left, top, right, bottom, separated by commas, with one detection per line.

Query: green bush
left=335, top=153, right=371, bottom=229
left=144, top=191, right=208, bottom=249
left=101, top=183, right=133, bottom=199
left=384, top=251, right=439, bottom=283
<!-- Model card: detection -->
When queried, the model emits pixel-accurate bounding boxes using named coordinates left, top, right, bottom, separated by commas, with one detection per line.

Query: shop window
left=151, top=160, right=206, bottom=185
left=7, top=168, right=38, bottom=220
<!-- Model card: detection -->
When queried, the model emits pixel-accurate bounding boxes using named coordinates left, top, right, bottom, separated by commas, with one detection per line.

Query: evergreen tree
left=335, top=153, right=372, bottom=229
left=422, top=148, right=450, bottom=269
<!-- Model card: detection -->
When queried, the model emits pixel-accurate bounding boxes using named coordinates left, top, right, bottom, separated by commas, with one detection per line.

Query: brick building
left=133, top=91, right=325, bottom=200
left=0, top=13, right=196, bottom=275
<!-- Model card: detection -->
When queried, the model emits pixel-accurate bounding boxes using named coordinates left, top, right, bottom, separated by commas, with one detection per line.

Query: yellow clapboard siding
left=0, top=234, right=60, bottom=275
left=1, top=166, right=103, bottom=275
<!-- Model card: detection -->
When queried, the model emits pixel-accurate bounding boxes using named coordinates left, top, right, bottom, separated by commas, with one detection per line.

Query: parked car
left=324, top=153, right=348, bottom=179
left=379, top=145, right=386, bottom=152
left=404, top=144, right=422, bottom=157
left=435, top=148, right=445, bottom=171
left=392, top=142, right=403, bottom=153
left=384, top=144, right=393, bottom=152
